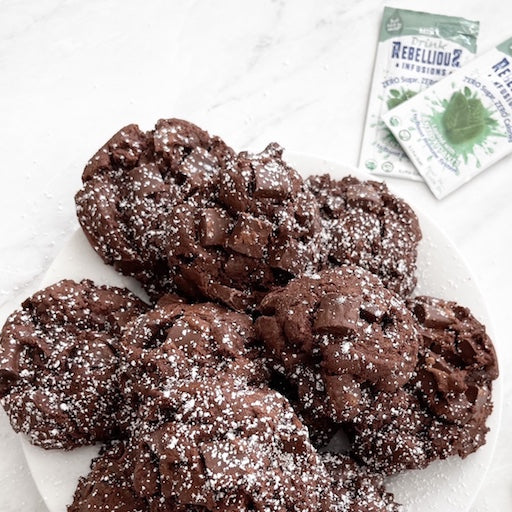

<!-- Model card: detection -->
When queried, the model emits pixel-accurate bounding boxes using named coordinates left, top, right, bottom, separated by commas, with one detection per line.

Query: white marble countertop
left=1, top=0, right=511, bottom=510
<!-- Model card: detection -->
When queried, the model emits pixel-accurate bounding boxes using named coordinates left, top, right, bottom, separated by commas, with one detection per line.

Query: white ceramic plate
left=19, top=153, right=501, bottom=512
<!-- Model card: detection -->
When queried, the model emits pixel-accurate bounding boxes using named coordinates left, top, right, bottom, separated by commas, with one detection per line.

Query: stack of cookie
left=0, top=119, right=499, bottom=511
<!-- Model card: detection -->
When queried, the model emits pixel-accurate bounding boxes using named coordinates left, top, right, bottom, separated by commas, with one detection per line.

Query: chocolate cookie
left=75, top=119, right=235, bottom=299
left=256, top=266, right=420, bottom=424
left=0, top=279, right=147, bottom=449
left=131, top=378, right=343, bottom=512
left=69, top=439, right=218, bottom=512
left=307, top=174, right=421, bottom=297
left=76, top=120, right=326, bottom=311
left=71, top=386, right=401, bottom=511
left=349, top=296, right=498, bottom=474
left=118, top=299, right=267, bottom=428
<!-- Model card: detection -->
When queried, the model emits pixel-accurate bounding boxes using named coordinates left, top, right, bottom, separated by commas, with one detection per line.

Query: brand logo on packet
left=391, top=42, right=462, bottom=69
left=386, top=11, right=403, bottom=34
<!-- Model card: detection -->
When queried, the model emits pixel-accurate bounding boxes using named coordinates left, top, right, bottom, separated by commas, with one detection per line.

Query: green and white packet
left=384, top=36, right=512, bottom=199
left=360, top=7, right=479, bottom=181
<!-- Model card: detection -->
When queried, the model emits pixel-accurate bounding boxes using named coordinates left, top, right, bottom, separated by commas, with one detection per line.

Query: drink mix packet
left=384, top=36, right=512, bottom=198
left=360, top=7, right=479, bottom=181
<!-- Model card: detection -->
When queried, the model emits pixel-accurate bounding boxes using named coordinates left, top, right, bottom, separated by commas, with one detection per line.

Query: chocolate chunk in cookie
left=0, top=279, right=147, bottom=449
left=307, top=174, right=421, bottom=297
left=256, top=266, right=420, bottom=424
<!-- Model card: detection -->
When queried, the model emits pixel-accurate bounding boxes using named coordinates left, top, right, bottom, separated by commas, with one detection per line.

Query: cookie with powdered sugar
left=75, top=119, right=235, bottom=300
left=68, top=441, right=148, bottom=512
left=166, top=142, right=326, bottom=311
left=130, top=378, right=402, bottom=512
left=256, top=266, right=421, bottom=427
left=0, top=279, right=147, bottom=449
left=69, top=387, right=401, bottom=512
left=132, top=380, right=330, bottom=511
left=348, top=296, right=498, bottom=474
left=118, top=298, right=267, bottom=429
